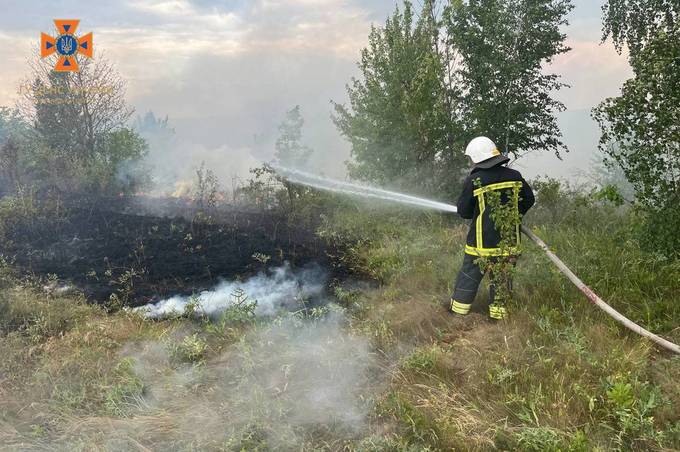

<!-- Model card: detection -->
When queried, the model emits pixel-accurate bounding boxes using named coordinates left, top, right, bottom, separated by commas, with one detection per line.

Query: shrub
left=402, top=345, right=439, bottom=371
left=602, top=375, right=667, bottom=449
left=171, top=333, right=208, bottom=363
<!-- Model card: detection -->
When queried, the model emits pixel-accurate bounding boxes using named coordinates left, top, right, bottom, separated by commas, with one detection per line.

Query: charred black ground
left=3, top=196, right=336, bottom=305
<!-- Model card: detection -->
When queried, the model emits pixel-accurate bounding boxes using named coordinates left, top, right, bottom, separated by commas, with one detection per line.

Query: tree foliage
left=333, top=0, right=572, bottom=197
left=602, top=0, right=678, bottom=53
left=14, top=56, right=147, bottom=197
left=274, top=105, right=313, bottom=169
left=0, top=108, right=31, bottom=194
left=445, top=0, right=572, bottom=158
left=272, top=106, right=318, bottom=211
left=333, top=1, right=464, bottom=197
left=134, top=111, right=174, bottom=144
left=594, top=0, right=679, bottom=256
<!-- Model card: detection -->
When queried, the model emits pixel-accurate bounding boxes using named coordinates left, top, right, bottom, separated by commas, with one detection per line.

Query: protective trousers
left=450, top=254, right=514, bottom=319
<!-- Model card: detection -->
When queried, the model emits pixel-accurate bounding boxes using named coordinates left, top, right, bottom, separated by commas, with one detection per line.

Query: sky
left=0, top=0, right=633, bottom=188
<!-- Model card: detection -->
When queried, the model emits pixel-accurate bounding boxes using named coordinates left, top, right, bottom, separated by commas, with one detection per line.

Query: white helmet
left=464, top=136, right=509, bottom=168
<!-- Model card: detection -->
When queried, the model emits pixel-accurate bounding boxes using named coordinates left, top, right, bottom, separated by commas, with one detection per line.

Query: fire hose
left=521, top=225, right=680, bottom=354
left=274, top=167, right=680, bottom=354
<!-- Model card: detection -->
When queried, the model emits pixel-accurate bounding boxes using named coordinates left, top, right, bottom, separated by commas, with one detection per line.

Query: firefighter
left=450, top=136, right=535, bottom=320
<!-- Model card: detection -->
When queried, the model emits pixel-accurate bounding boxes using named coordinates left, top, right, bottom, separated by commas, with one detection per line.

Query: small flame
left=171, top=180, right=192, bottom=198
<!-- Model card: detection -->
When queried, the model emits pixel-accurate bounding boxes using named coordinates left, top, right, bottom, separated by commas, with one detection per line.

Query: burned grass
left=2, top=197, right=334, bottom=306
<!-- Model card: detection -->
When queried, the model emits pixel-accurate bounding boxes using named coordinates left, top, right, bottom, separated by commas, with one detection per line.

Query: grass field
left=1, top=185, right=679, bottom=451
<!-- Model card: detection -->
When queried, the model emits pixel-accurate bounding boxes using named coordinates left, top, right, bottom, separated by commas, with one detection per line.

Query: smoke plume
left=109, top=312, right=381, bottom=449
left=57, top=266, right=385, bottom=449
left=134, top=263, right=327, bottom=318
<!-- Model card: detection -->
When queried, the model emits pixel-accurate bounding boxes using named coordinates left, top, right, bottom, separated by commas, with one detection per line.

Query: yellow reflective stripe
left=473, top=181, right=522, bottom=196
left=471, top=181, right=523, bottom=251
left=491, top=148, right=500, bottom=156
left=465, top=245, right=517, bottom=257
left=475, top=193, right=485, bottom=248
left=451, top=300, right=471, bottom=315
left=489, top=305, right=508, bottom=319
left=514, top=185, right=521, bottom=245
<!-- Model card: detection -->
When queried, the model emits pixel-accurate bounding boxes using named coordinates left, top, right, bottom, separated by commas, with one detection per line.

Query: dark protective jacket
left=457, top=163, right=535, bottom=256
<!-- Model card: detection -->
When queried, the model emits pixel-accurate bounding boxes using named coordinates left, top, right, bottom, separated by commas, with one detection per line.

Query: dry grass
left=1, top=202, right=679, bottom=451
left=1, top=284, right=385, bottom=450
left=322, top=206, right=680, bottom=451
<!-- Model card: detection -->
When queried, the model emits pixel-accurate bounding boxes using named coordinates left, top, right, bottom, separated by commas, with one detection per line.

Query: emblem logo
left=40, top=20, right=93, bottom=72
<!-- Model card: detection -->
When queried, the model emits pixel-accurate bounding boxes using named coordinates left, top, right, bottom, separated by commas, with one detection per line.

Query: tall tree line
left=594, top=0, right=679, bottom=256
left=0, top=55, right=147, bottom=199
left=333, top=0, right=573, bottom=198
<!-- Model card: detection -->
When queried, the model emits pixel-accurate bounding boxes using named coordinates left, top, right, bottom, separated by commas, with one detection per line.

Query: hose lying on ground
left=273, top=167, right=679, bottom=354
left=521, top=225, right=680, bottom=355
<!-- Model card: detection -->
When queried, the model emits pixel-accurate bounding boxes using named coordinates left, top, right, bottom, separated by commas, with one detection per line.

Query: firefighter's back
left=460, top=165, right=534, bottom=257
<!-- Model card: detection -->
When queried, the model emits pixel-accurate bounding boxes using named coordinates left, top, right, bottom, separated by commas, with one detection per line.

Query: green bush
left=602, top=375, right=667, bottom=449
left=171, top=333, right=208, bottom=363
left=635, top=203, right=680, bottom=260
left=402, top=345, right=439, bottom=371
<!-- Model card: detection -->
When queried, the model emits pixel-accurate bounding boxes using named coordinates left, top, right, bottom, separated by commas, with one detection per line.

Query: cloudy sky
left=0, top=0, right=632, bottom=186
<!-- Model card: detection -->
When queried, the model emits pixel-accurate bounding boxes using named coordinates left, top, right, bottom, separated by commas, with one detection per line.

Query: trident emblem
left=41, top=20, right=93, bottom=72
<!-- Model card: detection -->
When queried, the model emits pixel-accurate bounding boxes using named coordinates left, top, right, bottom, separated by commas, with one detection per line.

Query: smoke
left=52, top=265, right=385, bottom=449
left=134, top=263, right=327, bottom=318
left=132, top=112, right=262, bottom=197
left=106, top=312, right=381, bottom=449
left=145, top=142, right=260, bottom=196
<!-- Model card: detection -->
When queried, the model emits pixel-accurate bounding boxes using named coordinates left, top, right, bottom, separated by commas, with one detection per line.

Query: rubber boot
left=488, top=303, right=508, bottom=320
left=450, top=299, right=471, bottom=315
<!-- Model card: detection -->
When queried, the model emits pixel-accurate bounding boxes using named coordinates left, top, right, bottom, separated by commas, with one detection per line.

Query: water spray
left=273, top=166, right=457, bottom=213
left=275, top=166, right=680, bottom=355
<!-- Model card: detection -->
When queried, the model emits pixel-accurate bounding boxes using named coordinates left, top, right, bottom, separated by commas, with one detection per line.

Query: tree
left=594, top=0, right=679, bottom=256
left=333, top=1, right=465, bottom=197
left=0, top=108, right=30, bottom=193
left=134, top=111, right=174, bottom=142
left=95, top=128, right=148, bottom=194
left=333, top=0, right=572, bottom=198
left=133, top=111, right=176, bottom=189
left=274, top=105, right=313, bottom=169
left=272, top=106, right=315, bottom=211
left=444, top=0, right=572, bottom=158
left=601, top=0, right=677, bottom=54
left=19, top=56, right=146, bottom=196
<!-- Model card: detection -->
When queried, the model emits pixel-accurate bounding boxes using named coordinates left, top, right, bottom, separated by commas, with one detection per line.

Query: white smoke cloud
left=112, top=312, right=379, bottom=449
left=135, top=263, right=327, bottom=318
left=147, top=141, right=261, bottom=196
left=31, top=310, right=383, bottom=449
left=8, top=265, right=389, bottom=449
left=52, top=305, right=384, bottom=449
